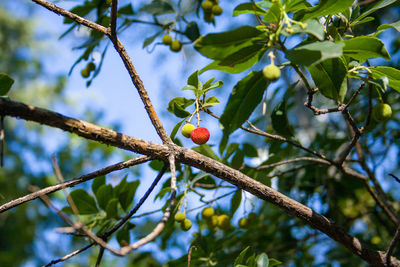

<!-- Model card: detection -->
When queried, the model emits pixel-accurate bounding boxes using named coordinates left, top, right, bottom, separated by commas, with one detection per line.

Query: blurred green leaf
left=233, top=2, right=268, bottom=16
left=271, top=100, right=293, bottom=137
left=140, top=0, right=175, bottom=15
left=95, top=184, right=113, bottom=210
left=105, top=198, right=119, bottom=218
left=230, top=189, right=242, bottom=216
left=0, top=73, right=14, bottom=95
left=68, top=189, right=99, bottom=215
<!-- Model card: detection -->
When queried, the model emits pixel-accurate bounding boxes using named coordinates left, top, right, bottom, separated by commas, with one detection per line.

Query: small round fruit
left=201, top=1, right=213, bottom=12
left=170, top=40, right=182, bottom=52
left=206, top=215, right=219, bottom=229
left=217, top=214, right=230, bottom=230
left=80, top=68, right=90, bottom=78
left=181, top=219, right=192, bottom=231
left=201, top=207, right=214, bottom=219
left=86, top=62, right=96, bottom=72
left=247, top=212, right=257, bottom=222
left=262, top=64, right=281, bottom=81
left=238, top=218, right=249, bottom=229
left=190, top=127, right=210, bottom=145
left=372, top=103, right=392, bottom=122
left=212, top=5, right=222, bottom=15
left=181, top=123, right=196, bottom=138
left=174, top=212, right=186, bottom=222
left=203, top=12, right=214, bottom=23
left=162, top=34, right=172, bottom=45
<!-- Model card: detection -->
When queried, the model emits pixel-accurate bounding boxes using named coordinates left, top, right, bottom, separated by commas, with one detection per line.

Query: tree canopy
left=1, top=0, right=400, bottom=266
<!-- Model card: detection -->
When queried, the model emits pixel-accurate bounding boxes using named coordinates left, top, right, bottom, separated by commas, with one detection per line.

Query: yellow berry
left=212, top=5, right=222, bottom=16
left=170, top=40, right=182, bottom=52
left=206, top=215, right=219, bottom=229
left=181, top=123, right=195, bottom=138
left=80, top=68, right=90, bottom=78
left=162, top=34, right=172, bottom=45
left=201, top=1, right=213, bottom=12
left=181, top=219, right=192, bottom=231
left=174, top=212, right=186, bottom=222
left=238, top=218, right=249, bottom=229
left=372, top=103, right=392, bottom=122
left=262, top=64, right=281, bottom=81
left=201, top=207, right=214, bottom=219
left=203, top=12, right=214, bottom=23
left=217, top=214, right=230, bottom=230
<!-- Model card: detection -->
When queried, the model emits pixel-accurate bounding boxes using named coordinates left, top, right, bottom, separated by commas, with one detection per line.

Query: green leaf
left=116, top=226, right=131, bottom=247
left=194, top=26, right=265, bottom=60
left=0, top=73, right=14, bottom=95
left=64, top=3, right=95, bottom=24
left=286, top=0, right=312, bottom=12
left=234, top=246, right=251, bottom=266
left=256, top=253, right=269, bottom=267
left=187, top=70, right=202, bottom=91
left=243, top=143, right=258, bottom=158
left=294, top=0, right=354, bottom=21
left=262, top=2, right=282, bottom=23
left=203, top=96, right=220, bottom=108
left=231, top=150, right=244, bottom=169
left=167, top=97, right=195, bottom=118
left=118, top=4, right=135, bottom=15
left=268, top=258, right=282, bottom=267
left=192, top=145, right=220, bottom=161
left=202, top=80, right=223, bottom=92
left=370, top=66, right=400, bottom=93
left=351, top=16, right=375, bottom=26
left=290, top=19, right=325, bottom=41
left=271, top=100, right=293, bottom=137
left=286, top=41, right=344, bottom=66
left=170, top=119, right=186, bottom=140
left=230, top=190, right=242, bottom=217
left=225, top=143, right=240, bottom=160
left=353, top=0, right=398, bottom=24
left=149, top=160, right=165, bottom=171
left=374, top=20, right=400, bottom=36
left=307, top=57, right=348, bottom=101
left=68, top=189, right=99, bottom=215
left=220, top=71, right=269, bottom=136
left=342, top=36, right=390, bottom=62
left=143, top=30, right=163, bottom=48
left=105, top=198, right=119, bottom=218
left=233, top=2, right=268, bottom=16
left=184, top=22, right=200, bottom=42
left=118, top=180, right=140, bottom=211
left=140, top=0, right=175, bottom=15
left=95, top=184, right=113, bottom=210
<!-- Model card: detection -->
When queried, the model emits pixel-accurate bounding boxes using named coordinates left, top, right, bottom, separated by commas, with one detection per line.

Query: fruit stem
left=195, top=98, right=201, bottom=127
left=267, top=51, right=276, bottom=65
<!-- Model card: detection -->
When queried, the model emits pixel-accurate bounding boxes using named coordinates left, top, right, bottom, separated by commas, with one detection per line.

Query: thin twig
left=387, top=226, right=400, bottom=266
left=110, top=0, right=118, bottom=38
left=44, top=243, right=94, bottom=267
left=256, top=157, right=330, bottom=170
left=188, top=246, right=197, bottom=267
left=0, top=115, right=4, bottom=167
left=0, top=156, right=150, bottom=213
left=389, top=174, right=400, bottom=185
left=95, top=247, right=105, bottom=267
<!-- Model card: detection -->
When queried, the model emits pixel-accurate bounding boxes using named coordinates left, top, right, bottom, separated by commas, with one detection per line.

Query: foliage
left=1, top=0, right=400, bottom=266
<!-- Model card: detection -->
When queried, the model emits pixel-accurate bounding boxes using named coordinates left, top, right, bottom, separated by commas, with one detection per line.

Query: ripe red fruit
left=190, top=127, right=210, bottom=145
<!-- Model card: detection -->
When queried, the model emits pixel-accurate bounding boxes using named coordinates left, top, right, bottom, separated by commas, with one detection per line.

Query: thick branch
left=0, top=155, right=150, bottom=213
left=1, top=98, right=399, bottom=266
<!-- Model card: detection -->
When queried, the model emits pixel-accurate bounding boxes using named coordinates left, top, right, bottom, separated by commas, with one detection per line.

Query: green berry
left=217, top=214, right=230, bottom=230
left=247, top=212, right=257, bottom=222
left=238, top=218, right=249, bottom=229
left=206, top=215, right=218, bottom=229
left=162, top=34, right=172, bottom=45
left=201, top=1, right=213, bottom=12
left=212, top=5, right=222, bottom=16
left=174, top=212, right=186, bottom=222
left=203, top=12, right=214, bottom=23
left=262, top=64, right=281, bottom=81
left=80, top=68, right=90, bottom=78
left=181, top=123, right=195, bottom=138
left=181, top=219, right=192, bottom=231
left=201, top=207, right=214, bottom=219
left=372, top=103, right=392, bottom=122
left=86, top=62, right=96, bottom=72
left=170, top=40, right=182, bottom=52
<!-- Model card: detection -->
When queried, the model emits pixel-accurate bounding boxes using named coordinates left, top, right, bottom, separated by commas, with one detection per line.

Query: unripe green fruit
left=174, top=212, right=186, bottom=222
left=87, top=62, right=96, bottom=72
left=217, top=214, right=230, bottom=230
left=206, top=215, right=218, bottom=229
left=201, top=1, right=213, bottom=12
left=181, top=219, right=192, bottom=231
left=247, top=212, right=257, bottom=222
left=203, top=12, right=214, bottom=23
left=212, top=5, right=222, bottom=16
left=181, top=123, right=195, bottom=138
left=201, top=207, right=214, bottom=219
left=262, top=64, right=281, bottom=81
left=170, top=40, right=182, bottom=52
left=80, top=68, right=90, bottom=78
left=162, top=34, right=172, bottom=45
left=372, top=103, right=392, bottom=122
left=238, top=218, right=249, bottom=229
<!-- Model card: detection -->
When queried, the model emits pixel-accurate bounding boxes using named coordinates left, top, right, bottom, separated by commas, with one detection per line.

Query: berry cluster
left=161, top=34, right=182, bottom=53
left=201, top=0, right=222, bottom=23
left=80, top=62, right=96, bottom=78
left=174, top=212, right=192, bottom=231
left=181, top=123, right=210, bottom=145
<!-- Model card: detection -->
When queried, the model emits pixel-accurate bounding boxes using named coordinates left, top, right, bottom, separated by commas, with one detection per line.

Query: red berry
left=190, top=127, right=210, bottom=145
